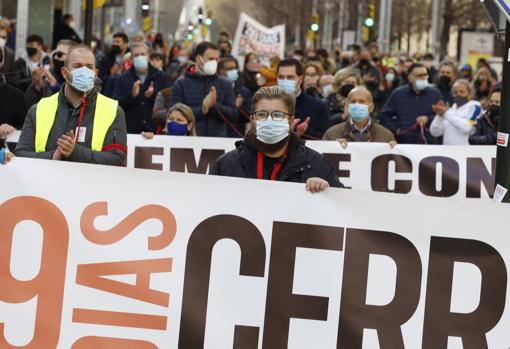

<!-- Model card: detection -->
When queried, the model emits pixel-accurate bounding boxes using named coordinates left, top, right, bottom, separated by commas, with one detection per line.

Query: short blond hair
left=251, top=86, right=296, bottom=116
left=167, top=103, right=197, bottom=136
left=331, top=67, right=362, bottom=95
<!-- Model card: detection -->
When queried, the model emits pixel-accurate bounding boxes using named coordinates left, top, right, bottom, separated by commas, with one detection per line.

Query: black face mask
left=455, top=96, right=469, bottom=107
left=53, top=59, right=65, bottom=79
left=340, top=84, right=355, bottom=98
left=111, top=44, right=122, bottom=55
left=26, top=47, right=38, bottom=56
left=341, top=58, right=350, bottom=67
left=306, top=87, right=319, bottom=97
left=359, top=58, right=369, bottom=66
left=365, top=80, right=378, bottom=89
left=439, top=75, right=452, bottom=86
left=488, top=105, right=500, bottom=120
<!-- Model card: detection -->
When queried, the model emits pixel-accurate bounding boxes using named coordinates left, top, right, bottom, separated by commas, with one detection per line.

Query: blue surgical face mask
left=133, top=55, right=148, bottom=71
left=348, top=103, right=370, bottom=122
left=69, top=66, right=95, bottom=93
left=226, top=69, right=239, bottom=82
left=277, top=79, right=297, bottom=94
left=385, top=73, right=395, bottom=82
left=167, top=121, right=189, bottom=136
left=256, top=118, right=290, bottom=144
left=415, top=79, right=428, bottom=91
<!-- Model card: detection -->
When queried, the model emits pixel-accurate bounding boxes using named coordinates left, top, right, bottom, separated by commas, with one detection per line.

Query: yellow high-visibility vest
left=35, top=93, right=118, bottom=153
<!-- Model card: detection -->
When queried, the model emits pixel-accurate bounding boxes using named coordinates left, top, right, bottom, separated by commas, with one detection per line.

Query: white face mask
left=0, top=38, right=5, bottom=49
left=69, top=21, right=76, bottom=29
left=322, top=84, right=332, bottom=96
left=415, top=79, right=428, bottom=91
left=256, top=118, right=290, bottom=144
left=201, top=57, right=218, bottom=76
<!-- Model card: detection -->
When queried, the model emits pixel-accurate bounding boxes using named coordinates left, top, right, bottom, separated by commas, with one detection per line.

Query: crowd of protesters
left=0, top=14, right=502, bottom=172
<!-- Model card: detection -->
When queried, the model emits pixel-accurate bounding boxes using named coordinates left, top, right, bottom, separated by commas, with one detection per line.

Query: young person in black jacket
left=211, top=86, right=343, bottom=192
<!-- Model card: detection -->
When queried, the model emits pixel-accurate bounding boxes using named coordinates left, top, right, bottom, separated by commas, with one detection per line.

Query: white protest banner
left=6, top=132, right=496, bottom=200
left=0, top=158, right=509, bottom=348
left=232, top=13, right=285, bottom=71
left=125, top=135, right=497, bottom=200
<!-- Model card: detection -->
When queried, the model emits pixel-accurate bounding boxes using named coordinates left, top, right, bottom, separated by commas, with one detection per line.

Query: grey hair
left=131, top=42, right=149, bottom=52
left=439, top=60, right=458, bottom=75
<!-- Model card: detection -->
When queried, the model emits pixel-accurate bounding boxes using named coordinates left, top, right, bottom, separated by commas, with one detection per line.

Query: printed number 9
left=0, top=196, right=69, bottom=348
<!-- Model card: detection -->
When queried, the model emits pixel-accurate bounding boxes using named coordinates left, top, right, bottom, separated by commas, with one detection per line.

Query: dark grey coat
left=15, top=84, right=127, bottom=166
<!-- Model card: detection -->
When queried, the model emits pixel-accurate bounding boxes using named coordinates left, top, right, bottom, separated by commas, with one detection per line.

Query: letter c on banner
left=80, top=202, right=176, bottom=251
left=0, top=196, right=69, bottom=348
left=179, top=215, right=266, bottom=349
left=371, top=155, right=413, bottom=194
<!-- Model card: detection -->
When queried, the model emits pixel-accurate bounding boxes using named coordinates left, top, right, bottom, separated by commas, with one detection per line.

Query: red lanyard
left=257, top=147, right=288, bottom=180
left=75, top=96, right=87, bottom=142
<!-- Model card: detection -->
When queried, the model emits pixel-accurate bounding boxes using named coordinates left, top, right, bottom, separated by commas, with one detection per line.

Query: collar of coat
left=235, top=132, right=310, bottom=179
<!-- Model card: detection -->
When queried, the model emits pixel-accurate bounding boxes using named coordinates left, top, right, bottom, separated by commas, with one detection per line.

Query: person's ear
left=368, top=102, right=375, bottom=113
left=297, top=75, right=303, bottom=87
left=61, top=66, right=69, bottom=81
left=187, top=122, right=193, bottom=132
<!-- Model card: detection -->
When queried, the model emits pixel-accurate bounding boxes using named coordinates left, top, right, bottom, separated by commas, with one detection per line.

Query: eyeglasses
left=252, top=110, right=290, bottom=121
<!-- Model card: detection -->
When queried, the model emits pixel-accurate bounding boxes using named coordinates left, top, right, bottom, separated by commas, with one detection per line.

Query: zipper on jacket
left=280, top=163, right=311, bottom=181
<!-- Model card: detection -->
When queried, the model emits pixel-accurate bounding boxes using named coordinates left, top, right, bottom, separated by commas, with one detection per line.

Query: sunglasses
left=53, top=51, right=65, bottom=60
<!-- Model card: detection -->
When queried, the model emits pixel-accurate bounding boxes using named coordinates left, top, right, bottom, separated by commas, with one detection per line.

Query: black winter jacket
left=210, top=132, right=343, bottom=188
left=469, top=113, right=498, bottom=145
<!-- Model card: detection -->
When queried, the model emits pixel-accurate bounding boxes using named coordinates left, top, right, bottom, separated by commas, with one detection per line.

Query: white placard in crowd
left=459, top=31, right=495, bottom=68
left=232, top=13, right=285, bottom=71
left=0, top=158, right=509, bottom=348
left=5, top=132, right=497, bottom=200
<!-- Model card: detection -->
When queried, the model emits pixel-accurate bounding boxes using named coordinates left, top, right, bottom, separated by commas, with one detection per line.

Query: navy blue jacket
left=113, top=65, right=171, bottom=133
left=170, top=65, right=237, bottom=137
left=295, top=92, right=330, bottom=139
left=379, top=84, right=442, bottom=144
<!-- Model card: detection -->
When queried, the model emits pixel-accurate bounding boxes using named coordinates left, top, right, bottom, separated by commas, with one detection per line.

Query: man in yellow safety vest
left=15, top=44, right=127, bottom=166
